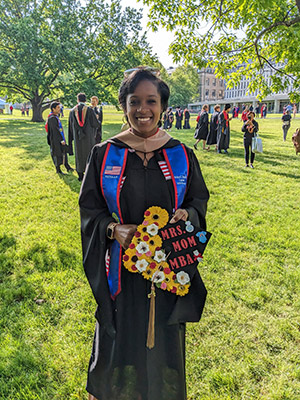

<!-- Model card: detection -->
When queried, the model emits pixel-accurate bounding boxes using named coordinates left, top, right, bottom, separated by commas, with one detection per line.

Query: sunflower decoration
left=123, top=247, right=139, bottom=273
left=123, top=206, right=191, bottom=297
left=142, top=262, right=158, bottom=280
left=176, top=284, right=190, bottom=297
left=147, top=235, right=162, bottom=254
left=143, top=206, right=169, bottom=229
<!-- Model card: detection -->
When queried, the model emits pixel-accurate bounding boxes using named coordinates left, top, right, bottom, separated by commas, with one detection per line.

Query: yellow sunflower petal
left=176, top=284, right=190, bottom=297
left=144, top=206, right=169, bottom=229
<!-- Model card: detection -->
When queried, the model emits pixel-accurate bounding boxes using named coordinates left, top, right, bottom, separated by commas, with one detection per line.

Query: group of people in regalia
left=194, top=103, right=231, bottom=154
left=163, top=107, right=191, bottom=130
left=193, top=103, right=260, bottom=168
left=46, top=93, right=103, bottom=180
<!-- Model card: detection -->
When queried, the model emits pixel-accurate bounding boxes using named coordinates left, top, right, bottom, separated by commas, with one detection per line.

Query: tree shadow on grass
left=270, top=171, right=300, bottom=180
left=58, top=171, right=82, bottom=193
left=0, top=234, right=17, bottom=282
left=21, top=243, right=80, bottom=272
left=0, top=120, right=49, bottom=161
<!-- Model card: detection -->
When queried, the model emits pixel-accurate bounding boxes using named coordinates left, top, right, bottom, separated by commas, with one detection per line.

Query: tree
left=165, top=65, right=199, bottom=107
left=0, top=0, right=155, bottom=121
left=143, top=0, right=300, bottom=100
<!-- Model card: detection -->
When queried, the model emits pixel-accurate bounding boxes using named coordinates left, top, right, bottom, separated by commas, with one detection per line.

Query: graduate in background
left=175, top=106, right=183, bottom=129
left=183, top=108, right=191, bottom=129
left=217, top=103, right=232, bottom=154
left=90, top=96, right=103, bottom=144
left=46, top=101, right=73, bottom=174
left=194, top=104, right=209, bottom=150
left=206, top=104, right=220, bottom=151
left=68, top=93, right=99, bottom=181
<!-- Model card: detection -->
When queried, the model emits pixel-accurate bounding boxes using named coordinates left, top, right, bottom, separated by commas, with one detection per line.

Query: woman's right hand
left=114, top=224, right=137, bottom=250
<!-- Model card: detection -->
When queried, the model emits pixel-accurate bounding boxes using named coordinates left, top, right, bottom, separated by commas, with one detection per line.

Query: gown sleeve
left=68, top=112, right=74, bottom=156
left=79, top=144, right=116, bottom=336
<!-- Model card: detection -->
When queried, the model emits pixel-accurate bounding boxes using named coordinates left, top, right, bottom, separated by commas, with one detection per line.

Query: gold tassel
left=146, top=282, right=156, bottom=349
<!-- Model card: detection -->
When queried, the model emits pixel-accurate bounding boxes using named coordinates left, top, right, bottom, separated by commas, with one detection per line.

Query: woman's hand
left=114, top=224, right=137, bottom=250
left=170, top=209, right=189, bottom=224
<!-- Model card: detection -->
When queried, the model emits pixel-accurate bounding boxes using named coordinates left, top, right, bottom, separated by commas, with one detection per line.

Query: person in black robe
left=168, top=108, right=174, bottom=130
left=193, top=104, right=209, bottom=150
left=79, top=68, right=209, bottom=400
left=206, top=104, right=220, bottom=151
left=242, top=111, right=259, bottom=168
left=183, top=108, right=190, bottom=129
left=46, top=101, right=73, bottom=174
left=217, top=103, right=231, bottom=154
left=163, top=109, right=169, bottom=129
left=90, top=96, right=103, bottom=144
left=68, top=93, right=99, bottom=181
left=175, top=107, right=183, bottom=129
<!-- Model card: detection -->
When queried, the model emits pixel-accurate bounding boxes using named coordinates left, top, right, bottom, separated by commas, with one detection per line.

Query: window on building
left=212, top=90, right=216, bottom=97
left=206, top=78, right=210, bottom=85
left=220, top=80, right=223, bottom=87
left=205, top=89, right=209, bottom=97
left=213, top=78, right=216, bottom=86
left=219, top=90, right=223, bottom=97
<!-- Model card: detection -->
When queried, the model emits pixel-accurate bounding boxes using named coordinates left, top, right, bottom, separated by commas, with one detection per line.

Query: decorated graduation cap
left=123, top=206, right=211, bottom=348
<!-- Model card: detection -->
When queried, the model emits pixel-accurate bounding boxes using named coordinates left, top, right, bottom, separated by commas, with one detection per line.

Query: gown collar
left=112, top=128, right=171, bottom=153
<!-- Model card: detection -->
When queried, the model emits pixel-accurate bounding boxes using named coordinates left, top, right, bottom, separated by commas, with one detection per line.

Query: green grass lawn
left=0, top=110, right=299, bottom=400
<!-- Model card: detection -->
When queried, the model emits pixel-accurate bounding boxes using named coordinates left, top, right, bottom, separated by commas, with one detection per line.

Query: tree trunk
left=31, top=93, right=45, bottom=122
left=31, top=102, right=44, bottom=122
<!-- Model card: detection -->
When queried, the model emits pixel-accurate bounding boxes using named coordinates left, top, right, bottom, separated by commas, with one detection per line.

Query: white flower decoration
left=193, top=250, right=200, bottom=256
left=136, top=259, right=148, bottom=272
left=136, top=242, right=150, bottom=254
left=152, top=271, right=165, bottom=283
left=176, top=271, right=190, bottom=285
left=146, top=223, right=159, bottom=236
left=154, top=250, right=166, bottom=263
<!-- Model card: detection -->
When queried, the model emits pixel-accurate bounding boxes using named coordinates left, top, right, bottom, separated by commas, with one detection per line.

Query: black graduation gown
left=47, top=114, right=66, bottom=167
left=168, top=112, right=174, bottom=128
left=175, top=111, right=183, bottom=129
left=217, top=111, right=230, bottom=150
left=91, top=106, right=103, bottom=144
left=79, top=137, right=209, bottom=400
left=194, top=111, right=209, bottom=140
left=206, top=111, right=219, bottom=145
left=68, top=104, right=99, bottom=173
left=183, top=111, right=190, bottom=129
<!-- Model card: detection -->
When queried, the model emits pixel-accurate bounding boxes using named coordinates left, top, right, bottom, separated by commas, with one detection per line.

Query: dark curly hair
left=118, top=68, right=170, bottom=127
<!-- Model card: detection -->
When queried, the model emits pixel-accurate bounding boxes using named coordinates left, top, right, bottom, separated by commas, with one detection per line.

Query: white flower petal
left=152, top=271, right=165, bottom=283
left=146, top=224, right=159, bottom=236
left=176, top=271, right=190, bottom=285
left=136, top=242, right=150, bottom=254
left=154, top=250, right=166, bottom=262
left=136, top=259, right=148, bottom=272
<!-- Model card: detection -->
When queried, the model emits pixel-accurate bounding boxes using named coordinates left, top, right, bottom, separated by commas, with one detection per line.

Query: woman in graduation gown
left=217, top=103, right=231, bottom=154
left=183, top=108, right=191, bottom=129
left=206, top=104, right=220, bottom=151
left=193, top=104, right=209, bottom=150
left=79, top=68, right=209, bottom=400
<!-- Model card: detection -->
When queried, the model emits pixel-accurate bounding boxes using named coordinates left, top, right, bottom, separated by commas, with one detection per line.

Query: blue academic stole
left=100, top=142, right=189, bottom=298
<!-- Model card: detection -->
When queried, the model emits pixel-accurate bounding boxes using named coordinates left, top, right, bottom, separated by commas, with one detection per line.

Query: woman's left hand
left=170, top=208, right=189, bottom=223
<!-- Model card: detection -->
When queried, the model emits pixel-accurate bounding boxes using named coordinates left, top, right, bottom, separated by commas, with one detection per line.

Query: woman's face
left=126, top=80, right=163, bottom=138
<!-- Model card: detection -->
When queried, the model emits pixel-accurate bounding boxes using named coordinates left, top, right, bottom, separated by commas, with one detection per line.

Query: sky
left=120, top=0, right=176, bottom=68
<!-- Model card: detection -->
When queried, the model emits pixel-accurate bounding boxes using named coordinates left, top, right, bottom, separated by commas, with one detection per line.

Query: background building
left=189, top=64, right=296, bottom=113
left=199, top=67, right=224, bottom=104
